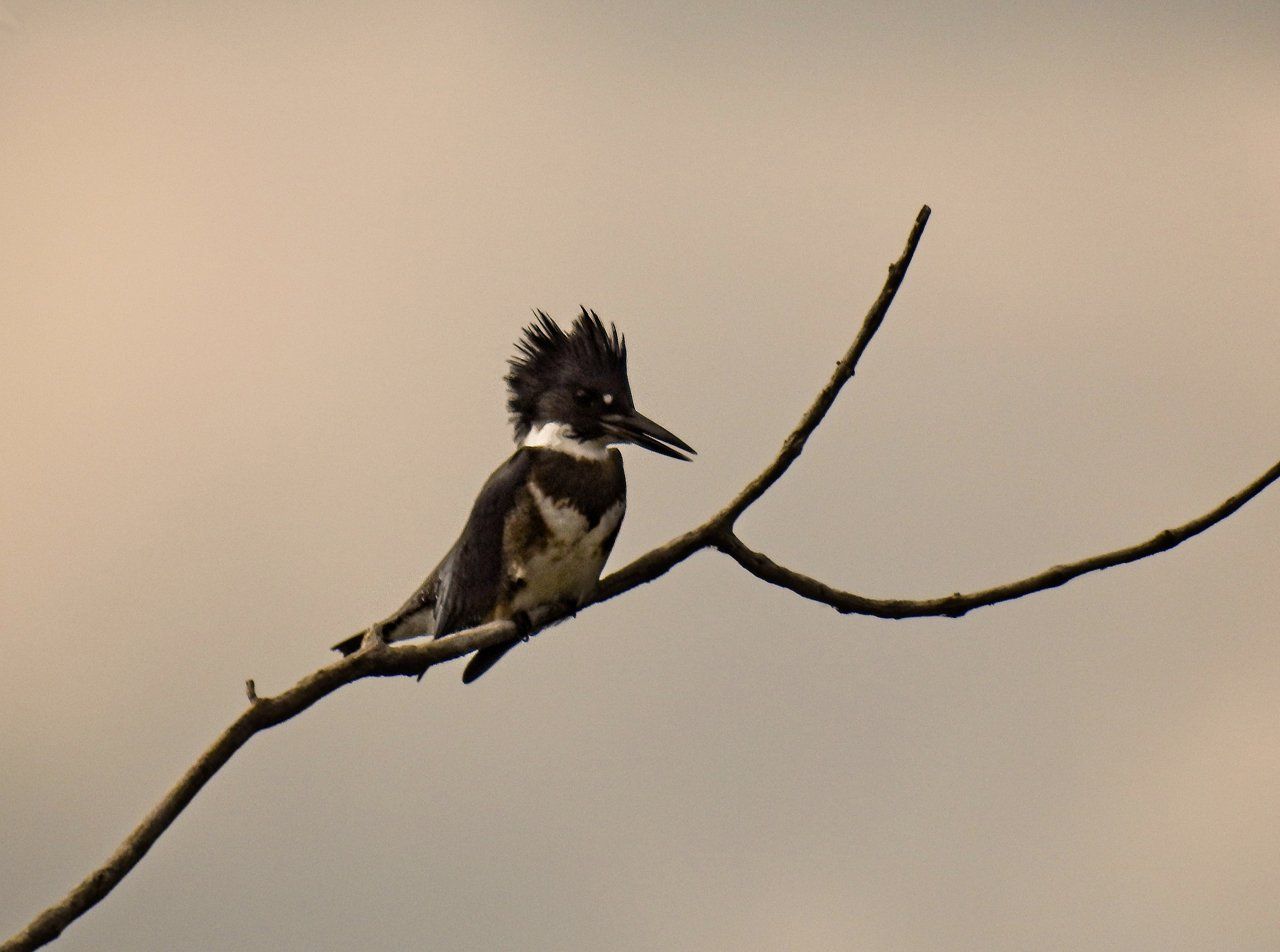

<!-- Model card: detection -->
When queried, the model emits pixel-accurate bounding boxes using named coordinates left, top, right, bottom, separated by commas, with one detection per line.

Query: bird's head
left=506, top=308, right=695, bottom=461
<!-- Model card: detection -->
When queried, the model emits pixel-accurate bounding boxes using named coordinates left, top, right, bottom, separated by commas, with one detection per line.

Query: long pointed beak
left=601, top=410, right=696, bottom=461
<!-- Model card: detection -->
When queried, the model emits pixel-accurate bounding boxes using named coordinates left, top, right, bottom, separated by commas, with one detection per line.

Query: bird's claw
left=512, top=610, right=533, bottom=642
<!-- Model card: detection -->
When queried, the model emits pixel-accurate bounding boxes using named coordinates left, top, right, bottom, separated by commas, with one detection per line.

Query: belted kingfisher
left=332, top=308, right=695, bottom=682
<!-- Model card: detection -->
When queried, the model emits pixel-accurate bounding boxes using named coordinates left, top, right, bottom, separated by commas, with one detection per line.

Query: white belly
left=510, top=486, right=624, bottom=612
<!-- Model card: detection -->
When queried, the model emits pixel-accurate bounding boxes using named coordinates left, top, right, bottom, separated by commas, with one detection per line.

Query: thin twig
left=711, top=205, right=932, bottom=529
left=714, top=455, right=1280, bottom=618
left=591, top=204, right=935, bottom=604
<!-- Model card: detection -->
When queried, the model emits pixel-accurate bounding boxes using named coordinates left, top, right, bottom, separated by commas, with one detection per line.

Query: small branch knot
left=360, top=625, right=388, bottom=653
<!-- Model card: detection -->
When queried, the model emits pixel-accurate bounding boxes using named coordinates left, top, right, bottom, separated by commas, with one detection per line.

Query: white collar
left=521, top=421, right=612, bottom=461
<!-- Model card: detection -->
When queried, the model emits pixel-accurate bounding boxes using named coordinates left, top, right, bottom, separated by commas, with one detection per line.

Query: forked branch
left=6, top=205, right=1277, bottom=952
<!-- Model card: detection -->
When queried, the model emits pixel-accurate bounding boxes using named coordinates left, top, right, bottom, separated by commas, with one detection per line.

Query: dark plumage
left=506, top=309, right=631, bottom=443
left=333, top=308, right=693, bottom=682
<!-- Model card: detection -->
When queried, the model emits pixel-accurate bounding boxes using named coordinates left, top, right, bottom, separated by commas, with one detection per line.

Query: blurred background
left=2, top=3, right=1278, bottom=950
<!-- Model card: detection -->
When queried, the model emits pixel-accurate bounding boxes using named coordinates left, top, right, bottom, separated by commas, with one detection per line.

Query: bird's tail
left=332, top=626, right=430, bottom=681
left=460, top=639, right=519, bottom=683
left=335, top=628, right=518, bottom=681
left=332, top=601, right=433, bottom=657
left=331, top=630, right=367, bottom=656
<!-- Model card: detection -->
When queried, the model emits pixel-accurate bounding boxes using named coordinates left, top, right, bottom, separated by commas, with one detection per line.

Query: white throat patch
left=522, top=421, right=611, bottom=461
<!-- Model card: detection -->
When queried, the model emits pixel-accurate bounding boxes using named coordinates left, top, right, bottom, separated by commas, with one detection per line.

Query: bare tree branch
left=711, top=204, right=934, bottom=527
left=591, top=204, right=936, bottom=603
left=7, top=204, right=1276, bottom=951
left=1, top=608, right=567, bottom=952
left=712, top=455, right=1280, bottom=617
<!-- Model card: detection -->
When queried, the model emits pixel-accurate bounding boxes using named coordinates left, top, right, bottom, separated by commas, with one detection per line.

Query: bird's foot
left=512, top=610, right=533, bottom=642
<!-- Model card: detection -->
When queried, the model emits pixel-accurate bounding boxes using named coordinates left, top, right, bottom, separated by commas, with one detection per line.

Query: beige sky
left=3, top=3, right=1279, bottom=950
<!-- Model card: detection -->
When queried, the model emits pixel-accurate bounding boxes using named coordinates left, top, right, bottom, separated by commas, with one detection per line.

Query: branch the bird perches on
left=6, top=205, right=1278, bottom=952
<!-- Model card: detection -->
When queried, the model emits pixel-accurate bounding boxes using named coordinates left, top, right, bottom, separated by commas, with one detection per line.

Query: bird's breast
left=503, top=482, right=625, bottom=613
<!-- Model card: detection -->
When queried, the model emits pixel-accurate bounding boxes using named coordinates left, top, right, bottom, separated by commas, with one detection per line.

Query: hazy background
left=3, top=3, right=1278, bottom=949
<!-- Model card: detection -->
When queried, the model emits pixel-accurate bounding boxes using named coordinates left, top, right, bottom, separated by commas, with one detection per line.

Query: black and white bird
left=333, top=309, right=695, bottom=682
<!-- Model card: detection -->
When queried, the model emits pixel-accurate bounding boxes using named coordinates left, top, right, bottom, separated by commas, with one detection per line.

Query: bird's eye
left=573, top=388, right=594, bottom=407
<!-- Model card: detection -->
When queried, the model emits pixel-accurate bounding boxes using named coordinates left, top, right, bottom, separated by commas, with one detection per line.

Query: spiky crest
left=506, top=308, right=629, bottom=440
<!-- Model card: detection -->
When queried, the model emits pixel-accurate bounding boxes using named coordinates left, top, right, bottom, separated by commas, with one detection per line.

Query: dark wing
left=431, top=447, right=534, bottom=638
left=462, top=448, right=626, bottom=684
left=332, top=449, right=534, bottom=659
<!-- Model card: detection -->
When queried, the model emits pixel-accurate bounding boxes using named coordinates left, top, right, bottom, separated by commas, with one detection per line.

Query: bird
left=332, top=308, right=695, bottom=683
